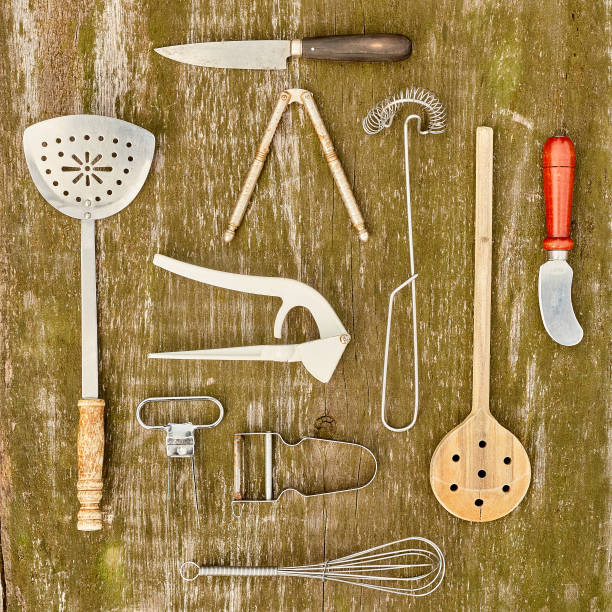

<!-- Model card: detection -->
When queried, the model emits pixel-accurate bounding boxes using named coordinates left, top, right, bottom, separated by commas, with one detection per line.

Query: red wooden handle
left=542, top=136, right=575, bottom=251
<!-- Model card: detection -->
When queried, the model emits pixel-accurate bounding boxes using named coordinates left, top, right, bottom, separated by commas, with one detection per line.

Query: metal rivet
left=84, top=212, right=91, bottom=219
left=85, top=199, right=92, bottom=207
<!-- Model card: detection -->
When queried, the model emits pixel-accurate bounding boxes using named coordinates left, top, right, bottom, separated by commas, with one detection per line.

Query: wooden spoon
left=430, top=127, right=531, bottom=522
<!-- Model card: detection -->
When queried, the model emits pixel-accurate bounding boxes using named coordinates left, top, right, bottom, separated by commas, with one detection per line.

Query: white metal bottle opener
left=149, top=255, right=351, bottom=382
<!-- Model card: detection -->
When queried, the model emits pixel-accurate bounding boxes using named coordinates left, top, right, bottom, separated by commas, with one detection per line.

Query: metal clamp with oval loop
left=136, top=396, right=224, bottom=528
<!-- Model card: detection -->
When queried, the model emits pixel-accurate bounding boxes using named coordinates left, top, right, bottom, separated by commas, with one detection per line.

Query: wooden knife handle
left=542, top=136, right=575, bottom=251
left=301, top=34, right=411, bottom=62
left=77, top=398, right=105, bottom=531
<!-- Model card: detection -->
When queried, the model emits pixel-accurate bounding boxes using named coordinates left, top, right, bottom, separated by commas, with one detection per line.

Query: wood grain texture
left=431, top=410, right=531, bottom=522
left=472, top=126, right=493, bottom=414
left=77, top=398, right=105, bottom=531
left=301, top=34, right=412, bottom=62
left=0, top=0, right=610, bottom=610
left=430, top=126, right=531, bottom=523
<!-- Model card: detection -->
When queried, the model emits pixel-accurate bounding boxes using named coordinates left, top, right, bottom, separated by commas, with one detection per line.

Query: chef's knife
left=538, top=136, right=583, bottom=346
left=155, top=34, right=412, bottom=70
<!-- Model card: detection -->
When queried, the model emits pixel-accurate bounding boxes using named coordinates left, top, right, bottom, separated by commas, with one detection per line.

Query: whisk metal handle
left=180, top=562, right=279, bottom=581
left=202, top=567, right=278, bottom=576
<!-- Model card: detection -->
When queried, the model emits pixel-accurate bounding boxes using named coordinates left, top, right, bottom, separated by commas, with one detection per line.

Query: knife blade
left=538, top=136, right=583, bottom=346
left=155, top=34, right=412, bottom=70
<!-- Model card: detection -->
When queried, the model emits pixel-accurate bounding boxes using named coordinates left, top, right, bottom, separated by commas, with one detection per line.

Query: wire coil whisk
left=363, top=87, right=446, bottom=432
left=180, top=536, right=445, bottom=597
left=363, top=87, right=447, bottom=135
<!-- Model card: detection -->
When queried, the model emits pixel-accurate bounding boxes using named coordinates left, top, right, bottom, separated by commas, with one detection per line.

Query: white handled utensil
left=149, top=255, right=350, bottom=382
left=23, top=115, right=155, bottom=530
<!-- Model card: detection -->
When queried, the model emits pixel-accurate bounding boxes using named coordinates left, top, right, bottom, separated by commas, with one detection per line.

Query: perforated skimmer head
left=23, top=115, right=155, bottom=220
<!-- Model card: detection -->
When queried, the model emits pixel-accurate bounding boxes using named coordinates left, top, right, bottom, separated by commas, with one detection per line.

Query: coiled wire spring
left=363, top=87, right=447, bottom=135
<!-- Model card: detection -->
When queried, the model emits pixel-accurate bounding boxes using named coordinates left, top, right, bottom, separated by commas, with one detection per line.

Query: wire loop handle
left=136, top=396, right=224, bottom=430
left=136, top=396, right=225, bottom=529
left=381, top=274, right=418, bottom=431
left=363, top=88, right=446, bottom=432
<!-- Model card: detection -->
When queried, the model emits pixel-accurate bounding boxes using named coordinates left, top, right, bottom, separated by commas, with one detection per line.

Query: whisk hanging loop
left=363, top=87, right=446, bottom=432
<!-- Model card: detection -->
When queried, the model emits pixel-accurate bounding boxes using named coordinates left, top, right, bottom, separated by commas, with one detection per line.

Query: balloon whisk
left=180, top=537, right=445, bottom=597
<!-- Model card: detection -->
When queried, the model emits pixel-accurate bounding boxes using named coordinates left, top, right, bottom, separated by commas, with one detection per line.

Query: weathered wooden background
left=0, top=0, right=610, bottom=610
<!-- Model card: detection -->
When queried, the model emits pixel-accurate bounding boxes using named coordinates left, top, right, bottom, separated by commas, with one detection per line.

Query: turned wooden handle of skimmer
left=471, top=127, right=493, bottom=415
left=77, top=398, right=105, bottom=531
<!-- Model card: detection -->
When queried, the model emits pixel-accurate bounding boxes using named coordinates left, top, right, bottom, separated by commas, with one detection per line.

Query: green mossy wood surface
left=0, top=1, right=610, bottom=610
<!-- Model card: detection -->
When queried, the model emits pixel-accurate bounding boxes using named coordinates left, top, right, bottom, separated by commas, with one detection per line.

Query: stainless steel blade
left=155, top=40, right=291, bottom=70
left=81, top=219, right=99, bottom=398
left=538, top=259, right=583, bottom=346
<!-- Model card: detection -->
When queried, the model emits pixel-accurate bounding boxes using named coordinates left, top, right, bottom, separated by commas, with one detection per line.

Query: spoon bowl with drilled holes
left=430, top=128, right=531, bottom=522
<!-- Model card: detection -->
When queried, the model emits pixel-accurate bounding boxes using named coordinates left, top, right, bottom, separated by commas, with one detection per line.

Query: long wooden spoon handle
left=471, top=127, right=493, bottom=415
left=77, top=398, right=105, bottom=530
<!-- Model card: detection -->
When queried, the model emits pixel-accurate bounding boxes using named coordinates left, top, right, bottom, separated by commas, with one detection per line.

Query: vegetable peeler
left=232, top=432, right=377, bottom=516
left=149, top=255, right=351, bottom=382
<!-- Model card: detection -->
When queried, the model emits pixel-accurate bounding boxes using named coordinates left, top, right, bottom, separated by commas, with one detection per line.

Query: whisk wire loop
left=363, top=87, right=447, bottom=135
left=363, top=87, right=446, bottom=432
